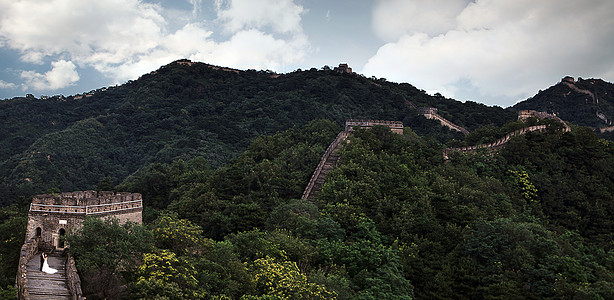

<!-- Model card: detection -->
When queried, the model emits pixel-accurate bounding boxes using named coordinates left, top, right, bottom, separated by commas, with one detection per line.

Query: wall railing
left=16, top=236, right=39, bottom=300
left=66, top=253, right=85, bottom=300
left=443, top=125, right=556, bottom=159
left=29, top=200, right=143, bottom=215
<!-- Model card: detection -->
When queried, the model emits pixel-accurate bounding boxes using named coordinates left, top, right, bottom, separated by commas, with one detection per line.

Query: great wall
left=302, top=112, right=572, bottom=199
left=443, top=110, right=571, bottom=159
left=561, top=76, right=597, bottom=104
left=16, top=110, right=570, bottom=298
left=301, top=120, right=403, bottom=201
left=17, top=191, right=143, bottom=300
left=418, top=107, right=469, bottom=134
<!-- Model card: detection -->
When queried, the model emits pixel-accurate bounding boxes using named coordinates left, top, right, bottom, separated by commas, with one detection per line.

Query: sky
left=0, top=0, right=613, bottom=107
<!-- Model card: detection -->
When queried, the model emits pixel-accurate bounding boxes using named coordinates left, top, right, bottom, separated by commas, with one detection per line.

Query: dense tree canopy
left=60, top=120, right=614, bottom=299
left=0, top=61, right=518, bottom=206
left=2, top=61, right=614, bottom=298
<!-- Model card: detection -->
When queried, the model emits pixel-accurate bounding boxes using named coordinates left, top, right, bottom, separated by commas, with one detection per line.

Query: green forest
left=4, top=119, right=614, bottom=299
left=1, top=61, right=614, bottom=299
left=0, top=61, right=518, bottom=204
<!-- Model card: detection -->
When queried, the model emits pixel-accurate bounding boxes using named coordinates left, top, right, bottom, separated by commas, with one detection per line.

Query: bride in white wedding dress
left=41, top=254, right=58, bottom=274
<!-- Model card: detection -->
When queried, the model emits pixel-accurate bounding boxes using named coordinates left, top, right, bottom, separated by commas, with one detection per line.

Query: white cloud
left=372, top=0, right=470, bottom=41
left=0, top=0, right=165, bottom=64
left=21, top=60, right=79, bottom=90
left=188, top=0, right=203, bottom=17
left=216, top=0, right=304, bottom=34
left=207, top=29, right=308, bottom=70
left=365, top=0, right=614, bottom=106
left=0, top=80, right=17, bottom=89
left=0, top=0, right=310, bottom=90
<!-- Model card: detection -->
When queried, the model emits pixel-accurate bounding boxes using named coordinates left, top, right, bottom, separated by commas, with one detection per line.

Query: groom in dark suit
left=40, top=252, right=45, bottom=271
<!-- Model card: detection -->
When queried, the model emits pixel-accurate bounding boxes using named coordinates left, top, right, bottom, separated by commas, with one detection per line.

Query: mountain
left=3, top=60, right=614, bottom=205
left=514, top=76, right=614, bottom=128
left=0, top=60, right=515, bottom=204
left=2, top=61, right=614, bottom=299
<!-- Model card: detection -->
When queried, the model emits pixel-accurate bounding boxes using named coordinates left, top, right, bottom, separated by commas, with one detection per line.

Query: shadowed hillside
left=0, top=60, right=515, bottom=204
left=514, top=76, right=614, bottom=128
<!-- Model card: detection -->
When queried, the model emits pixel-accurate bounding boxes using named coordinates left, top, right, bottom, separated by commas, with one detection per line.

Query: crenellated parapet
left=25, top=191, right=143, bottom=251
left=345, top=119, right=404, bottom=134
left=418, top=107, right=469, bottom=134
left=443, top=122, right=571, bottom=159
left=30, top=191, right=142, bottom=216
left=443, top=125, right=547, bottom=159
left=17, top=191, right=143, bottom=299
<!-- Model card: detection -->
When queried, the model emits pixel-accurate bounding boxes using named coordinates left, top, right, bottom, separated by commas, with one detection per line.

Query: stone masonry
left=25, top=191, right=143, bottom=251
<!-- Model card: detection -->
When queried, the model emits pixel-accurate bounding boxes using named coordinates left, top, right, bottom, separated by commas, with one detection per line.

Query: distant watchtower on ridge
left=334, top=63, right=353, bottom=74
left=25, top=191, right=143, bottom=251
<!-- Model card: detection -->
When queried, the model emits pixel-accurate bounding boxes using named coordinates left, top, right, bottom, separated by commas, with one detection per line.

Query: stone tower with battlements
left=25, top=191, right=143, bottom=251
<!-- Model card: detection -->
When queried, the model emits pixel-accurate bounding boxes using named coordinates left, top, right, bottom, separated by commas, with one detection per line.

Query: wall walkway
left=302, top=120, right=403, bottom=202
left=301, top=130, right=349, bottom=201
left=25, top=252, right=71, bottom=300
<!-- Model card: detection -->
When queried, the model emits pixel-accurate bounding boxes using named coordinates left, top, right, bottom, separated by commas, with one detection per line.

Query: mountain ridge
left=1, top=59, right=612, bottom=205
left=514, top=76, right=614, bottom=128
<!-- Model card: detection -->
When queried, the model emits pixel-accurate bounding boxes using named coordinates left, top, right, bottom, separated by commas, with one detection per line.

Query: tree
left=0, top=204, right=27, bottom=296
left=67, top=217, right=154, bottom=299
left=249, top=256, right=335, bottom=299
left=132, top=250, right=201, bottom=300
left=95, top=177, right=115, bottom=191
left=152, top=213, right=210, bottom=255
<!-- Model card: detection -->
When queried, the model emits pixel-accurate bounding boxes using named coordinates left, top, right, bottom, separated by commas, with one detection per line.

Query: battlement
left=418, top=107, right=469, bottom=134
left=25, top=191, right=143, bottom=252
left=345, top=119, right=404, bottom=134
left=417, top=107, right=438, bottom=115
left=31, top=191, right=142, bottom=208
left=443, top=125, right=549, bottom=159
left=517, top=110, right=557, bottom=120
left=334, top=63, right=353, bottom=74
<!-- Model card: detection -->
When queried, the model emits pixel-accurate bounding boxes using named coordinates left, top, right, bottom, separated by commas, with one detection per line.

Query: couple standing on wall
left=39, top=252, right=58, bottom=274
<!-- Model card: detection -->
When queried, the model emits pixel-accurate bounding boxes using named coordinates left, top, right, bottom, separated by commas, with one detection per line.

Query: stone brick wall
left=25, top=213, right=85, bottom=251
left=66, top=253, right=84, bottom=300
left=345, top=119, right=404, bottom=134
left=100, top=210, right=142, bottom=224
left=16, top=236, right=39, bottom=300
left=25, top=191, right=143, bottom=251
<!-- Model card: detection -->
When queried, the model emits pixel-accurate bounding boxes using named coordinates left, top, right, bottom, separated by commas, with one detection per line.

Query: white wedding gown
left=42, top=257, right=58, bottom=274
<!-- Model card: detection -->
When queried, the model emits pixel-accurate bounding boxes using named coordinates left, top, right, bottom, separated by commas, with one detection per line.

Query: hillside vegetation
left=1, top=61, right=614, bottom=298
left=61, top=121, right=614, bottom=299
left=0, top=60, right=514, bottom=206
left=514, top=77, right=614, bottom=128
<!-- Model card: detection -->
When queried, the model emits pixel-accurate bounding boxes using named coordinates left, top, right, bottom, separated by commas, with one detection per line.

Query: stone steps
left=26, top=253, right=71, bottom=299
left=306, top=149, right=343, bottom=201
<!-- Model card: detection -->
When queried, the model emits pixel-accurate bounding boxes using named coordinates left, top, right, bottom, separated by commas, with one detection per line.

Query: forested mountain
left=65, top=121, right=614, bottom=299
left=514, top=76, right=614, bottom=128
left=0, top=60, right=514, bottom=205
left=1, top=60, right=614, bottom=299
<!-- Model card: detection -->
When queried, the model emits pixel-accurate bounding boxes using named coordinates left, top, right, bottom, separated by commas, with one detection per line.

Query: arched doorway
left=58, top=228, right=66, bottom=248
left=36, top=227, right=42, bottom=238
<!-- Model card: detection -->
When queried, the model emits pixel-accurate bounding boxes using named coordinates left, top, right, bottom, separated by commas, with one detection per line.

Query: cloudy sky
left=1, top=0, right=613, bottom=107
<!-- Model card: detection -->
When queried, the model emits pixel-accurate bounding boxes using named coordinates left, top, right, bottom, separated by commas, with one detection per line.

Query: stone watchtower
left=25, top=191, right=143, bottom=251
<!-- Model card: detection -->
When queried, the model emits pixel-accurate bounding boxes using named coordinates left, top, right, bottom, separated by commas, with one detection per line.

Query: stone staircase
left=302, top=131, right=348, bottom=202
left=26, top=252, right=71, bottom=300
left=308, top=152, right=341, bottom=201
